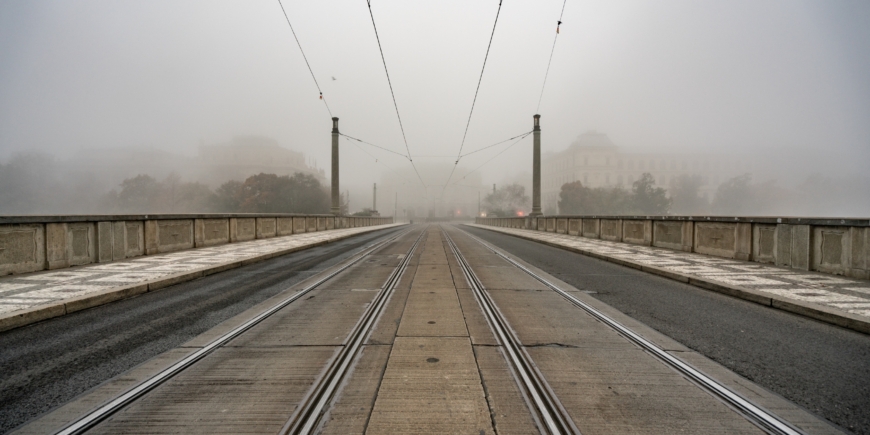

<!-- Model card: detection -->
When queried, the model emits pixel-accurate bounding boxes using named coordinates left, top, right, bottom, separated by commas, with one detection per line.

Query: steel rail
left=457, top=226, right=809, bottom=435
left=279, top=227, right=426, bottom=434
left=53, top=226, right=413, bottom=435
left=443, top=229, right=581, bottom=435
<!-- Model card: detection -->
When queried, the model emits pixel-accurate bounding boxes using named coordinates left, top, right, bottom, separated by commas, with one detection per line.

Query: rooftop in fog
left=569, top=131, right=619, bottom=151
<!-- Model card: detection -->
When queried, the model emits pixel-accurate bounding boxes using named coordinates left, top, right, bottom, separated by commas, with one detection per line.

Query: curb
left=0, top=225, right=404, bottom=333
left=467, top=225, right=870, bottom=335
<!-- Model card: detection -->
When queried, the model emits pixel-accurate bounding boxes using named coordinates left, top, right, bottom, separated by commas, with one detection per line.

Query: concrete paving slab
left=410, top=266, right=455, bottom=286
left=486, top=287, right=656, bottom=348
left=320, top=345, right=392, bottom=435
left=468, top=224, right=870, bottom=333
left=359, top=254, right=404, bottom=268
left=528, top=347, right=765, bottom=434
left=472, top=346, right=539, bottom=434
left=225, top=287, right=378, bottom=347
left=451, top=253, right=510, bottom=268
left=366, top=267, right=415, bottom=346
left=472, top=266, right=551, bottom=291
left=372, top=238, right=418, bottom=256
left=398, top=235, right=469, bottom=338
left=365, top=337, right=493, bottom=434
left=456, top=287, right=498, bottom=345
left=321, top=265, right=401, bottom=290
left=360, top=227, right=500, bottom=433
left=396, top=287, right=469, bottom=337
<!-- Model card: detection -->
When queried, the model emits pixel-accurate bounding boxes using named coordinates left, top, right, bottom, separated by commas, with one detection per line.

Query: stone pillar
left=331, top=117, right=340, bottom=215
left=530, top=114, right=542, bottom=216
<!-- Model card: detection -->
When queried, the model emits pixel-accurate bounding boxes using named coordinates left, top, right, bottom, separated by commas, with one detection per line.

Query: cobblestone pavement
left=467, top=224, right=870, bottom=319
left=0, top=225, right=401, bottom=316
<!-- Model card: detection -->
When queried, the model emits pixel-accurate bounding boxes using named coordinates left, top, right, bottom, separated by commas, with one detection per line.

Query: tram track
left=279, top=228, right=424, bottom=434
left=444, top=229, right=581, bottom=435
left=453, top=225, right=810, bottom=435
left=50, top=227, right=420, bottom=435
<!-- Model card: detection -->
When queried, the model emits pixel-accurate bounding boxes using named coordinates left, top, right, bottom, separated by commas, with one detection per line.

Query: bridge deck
left=14, top=225, right=840, bottom=434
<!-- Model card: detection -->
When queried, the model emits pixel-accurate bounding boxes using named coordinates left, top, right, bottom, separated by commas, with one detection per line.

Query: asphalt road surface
left=0, top=226, right=405, bottom=434
left=462, top=225, right=870, bottom=435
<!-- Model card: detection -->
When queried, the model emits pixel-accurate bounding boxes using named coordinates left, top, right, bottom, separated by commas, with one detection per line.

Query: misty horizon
left=1, top=1, right=868, bottom=217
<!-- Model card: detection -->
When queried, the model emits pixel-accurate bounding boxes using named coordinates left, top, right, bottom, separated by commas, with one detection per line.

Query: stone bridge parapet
left=0, top=214, right=394, bottom=275
left=476, top=215, right=870, bottom=280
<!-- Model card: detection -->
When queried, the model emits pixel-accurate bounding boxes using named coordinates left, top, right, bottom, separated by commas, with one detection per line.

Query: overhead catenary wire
left=343, top=136, right=408, bottom=183
left=442, top=0, right=505, bottom=195
left=454, top=131, right=532, bottom=183
left=535, top=0, right=568, bottom=113
left=365, top=0, right=427, bottom=193
left=460, top=131, right=533, bottom=158
left=340, top=133, right=409, bottom=159
left=277, top=0, right=333, bottom=118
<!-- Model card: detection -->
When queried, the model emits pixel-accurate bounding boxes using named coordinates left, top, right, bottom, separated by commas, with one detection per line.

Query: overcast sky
left=1, top=0, right=868, bottom=191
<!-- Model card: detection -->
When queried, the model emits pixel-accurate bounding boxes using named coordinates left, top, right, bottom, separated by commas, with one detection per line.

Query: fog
left=1, top=1, right=868, bottom=216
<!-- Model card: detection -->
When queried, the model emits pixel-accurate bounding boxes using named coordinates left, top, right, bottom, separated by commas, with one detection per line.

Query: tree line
left=483, top=172, right=870, bottom=217
left=0, top=152, right=331, bottom=215
left=102, top=172, right=331, bottom=214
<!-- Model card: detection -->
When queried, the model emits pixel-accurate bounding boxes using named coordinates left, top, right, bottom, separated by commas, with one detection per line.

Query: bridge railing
left=0, top=214, right=394, bottom=275
left=475, top=215, right=870, bottom=280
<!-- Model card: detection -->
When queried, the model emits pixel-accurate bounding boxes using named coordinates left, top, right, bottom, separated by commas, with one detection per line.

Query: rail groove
left=53, top=227, right=414, bottom=435
left=443, top=228, right=581, bottom=435
left=457, top=225, right=809, bottom=435
left=279, top=228, right=425, bottom=434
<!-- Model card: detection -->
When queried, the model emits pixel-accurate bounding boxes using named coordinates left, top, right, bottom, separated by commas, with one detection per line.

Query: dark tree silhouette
left=483, top=184, right=530, bottom=217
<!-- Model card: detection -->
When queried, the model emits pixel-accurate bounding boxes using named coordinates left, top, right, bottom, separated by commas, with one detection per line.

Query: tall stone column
left=530, top=114, right=542, bottom=216
left=331, top=117, right=340, bottom=215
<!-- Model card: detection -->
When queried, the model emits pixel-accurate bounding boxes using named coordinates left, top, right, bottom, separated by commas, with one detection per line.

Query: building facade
left=196, top=136, right=325, bottom=187
left=542, top=131, right=754, bottom=212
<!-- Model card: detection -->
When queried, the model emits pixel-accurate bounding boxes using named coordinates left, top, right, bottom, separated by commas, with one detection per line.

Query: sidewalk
left=466, top=224, right=870, bottom=334
left=0, top=224, right=403, bottom=332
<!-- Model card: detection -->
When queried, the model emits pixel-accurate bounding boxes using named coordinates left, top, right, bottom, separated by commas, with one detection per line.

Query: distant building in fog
left=196, top=136, right=325, bottom=186
left=542, top=131, right=754, bottom=211
left=68, top=136, right=324, bottom=190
